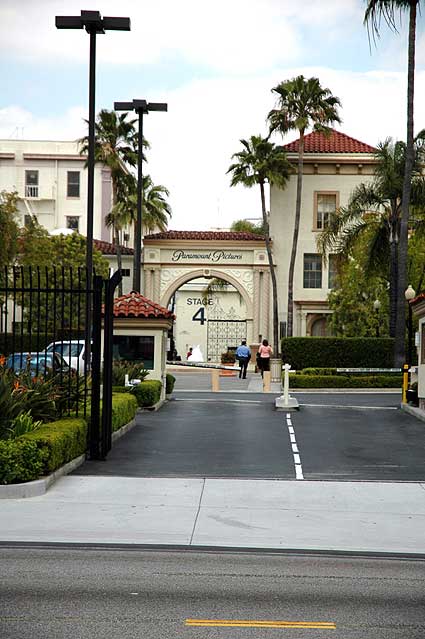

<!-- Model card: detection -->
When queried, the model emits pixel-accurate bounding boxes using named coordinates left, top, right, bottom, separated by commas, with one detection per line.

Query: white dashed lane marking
left=286, top=413, right=303, bottom=480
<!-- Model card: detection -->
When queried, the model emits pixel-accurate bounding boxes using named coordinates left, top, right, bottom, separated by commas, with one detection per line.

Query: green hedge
left=111, top=393, right=138, bottom=432
left=288, top=374, right=402, bottom=388
left=112, top=386, right=131, bottom=393
left=166, top=373, right=176, bottom=395
left=22, top=417, right=87, bottom=474
left=281, top=338, right=395, bottom=369
left=0, top=439, right=45, bottom=484
left=0, top=394, right=139, bottom=485
left=130, top=380, right=162, bottom=407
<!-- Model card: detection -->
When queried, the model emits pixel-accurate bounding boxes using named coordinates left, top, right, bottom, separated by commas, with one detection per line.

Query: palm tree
left=113, top=173, right=172, bottom=234
left=365, top=1, right=421, bottom=364
left=267, top=75, right=341, bottom=336
left=79, top=109, right=147, bottom=295
left=317, top=136, right=425, bottom=336
left=227, top=135, right=291, bottom=354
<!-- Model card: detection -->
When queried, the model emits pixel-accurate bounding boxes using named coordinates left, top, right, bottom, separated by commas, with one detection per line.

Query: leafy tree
left=17, top=224, right=108, bottom=333
left=0, top=191, right=19, bottom=270
left=230, top=219, right=265, bottom=235
left=268, top=75, right=341, bottom=337
left=365, top=0, right=421, bottom=364
left=317, top=136, right=425, bottom=337
left=227, top=135, right=291, bottom=353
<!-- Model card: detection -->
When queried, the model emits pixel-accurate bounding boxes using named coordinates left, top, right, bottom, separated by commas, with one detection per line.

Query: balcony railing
left=25, top=185, right=39, bottom=198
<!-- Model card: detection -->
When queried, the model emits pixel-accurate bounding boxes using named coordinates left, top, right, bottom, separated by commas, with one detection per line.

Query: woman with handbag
left=257, top=339, right=272, bottom=378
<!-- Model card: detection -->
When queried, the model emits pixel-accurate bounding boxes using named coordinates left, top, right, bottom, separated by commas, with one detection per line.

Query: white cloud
left=2, top=67, right=425, bottom=231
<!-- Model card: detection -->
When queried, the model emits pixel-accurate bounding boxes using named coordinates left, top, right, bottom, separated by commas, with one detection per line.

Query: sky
left=1, top=0, right=425, bottom=231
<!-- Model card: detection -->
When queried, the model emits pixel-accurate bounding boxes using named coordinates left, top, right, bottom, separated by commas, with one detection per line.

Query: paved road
left=2, top=548, right=424, bottom=639
left=74, top=392, right=425, bottom=481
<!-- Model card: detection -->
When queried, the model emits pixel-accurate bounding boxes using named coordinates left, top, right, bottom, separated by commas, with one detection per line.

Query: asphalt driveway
left=74, top=393, right=425, bottom=481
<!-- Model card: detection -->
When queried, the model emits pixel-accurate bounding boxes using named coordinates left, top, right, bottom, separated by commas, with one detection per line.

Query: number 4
left=192, top=307, right=205, bottom=325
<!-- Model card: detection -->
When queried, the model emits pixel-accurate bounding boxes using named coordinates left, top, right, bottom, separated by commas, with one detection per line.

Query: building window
left=303, top=253, right=322, bottom=288
left=24, top=214, right=32, bottom=227
left=328, top=254, right=338, bottom=289
left=120, top=268, right=131, bottom=277
left=25, top=170, right=39, bottom=197
left=67, top=171, right=80, bottom=198
left=113, top=335, right=155, bottom=369
left=314, top=192, right=338, bottom=230
left=66, top=216, right=79, bottom=231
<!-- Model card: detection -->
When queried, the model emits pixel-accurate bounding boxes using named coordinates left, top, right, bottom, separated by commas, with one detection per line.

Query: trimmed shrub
left=112, top=386, right=131, bottom=393
left=0, top=439, right=45, bottom=484
left=130, top=380, right=162, bottom=407
left=111, top=393, right=138, bottom=432
left=301, top=367, right=337, bottom=376
left=22, top=418, right=87, bottom=474
left=288, top=374, right=402, bottom=388
left=281, top=337, right=394, bottom=370
left=166, top=373, right=176, bottom=395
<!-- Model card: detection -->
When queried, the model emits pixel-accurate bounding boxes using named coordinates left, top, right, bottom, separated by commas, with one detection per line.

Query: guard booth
left=103, top=291, right=174, bottom=400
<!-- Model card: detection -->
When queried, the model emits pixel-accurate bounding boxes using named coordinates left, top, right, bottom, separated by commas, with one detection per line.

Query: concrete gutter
left=401, top=403, right=425, bottom=423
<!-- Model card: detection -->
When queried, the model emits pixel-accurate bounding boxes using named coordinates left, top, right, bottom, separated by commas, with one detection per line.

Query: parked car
left=6, top=352, right=70, bottom=377
left=45, top=340, right=89, bottom=372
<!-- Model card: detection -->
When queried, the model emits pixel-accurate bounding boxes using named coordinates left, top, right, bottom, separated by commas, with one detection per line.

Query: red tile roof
left=144, top=230, right=264, bottom=241
left=94, top=239, right=134, bottom=255
left=282, top=129, right=376, bottom=154
left=111, top=291, right=174, bottom=319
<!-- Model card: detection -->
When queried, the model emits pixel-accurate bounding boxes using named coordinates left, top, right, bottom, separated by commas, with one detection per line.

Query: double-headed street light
left=56, top=10, right=130, bottom=369
left=114, top=99, right=167, bottom=294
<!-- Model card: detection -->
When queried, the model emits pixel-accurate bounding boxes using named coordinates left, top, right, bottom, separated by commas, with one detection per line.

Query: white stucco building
left=270, top=129, right=377, bottom=336
left=0, top=139, right=114, bottom=240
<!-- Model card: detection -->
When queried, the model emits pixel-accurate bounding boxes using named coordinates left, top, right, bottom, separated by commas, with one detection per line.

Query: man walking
left=235, top=340, right=251, bottom=379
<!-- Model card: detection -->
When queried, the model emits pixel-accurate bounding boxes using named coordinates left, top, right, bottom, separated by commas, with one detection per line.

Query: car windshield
left=47, top=343, right=83, bottom=357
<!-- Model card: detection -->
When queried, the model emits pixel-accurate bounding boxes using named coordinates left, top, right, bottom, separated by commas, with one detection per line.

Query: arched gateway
left=143, top=231, right=272, bottom=355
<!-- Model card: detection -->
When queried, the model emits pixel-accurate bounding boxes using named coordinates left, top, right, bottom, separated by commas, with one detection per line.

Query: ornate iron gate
left=207, top=319, right=247, bottom=362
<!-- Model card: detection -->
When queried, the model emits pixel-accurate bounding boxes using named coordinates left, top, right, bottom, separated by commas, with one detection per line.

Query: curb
left=0, top=416, right=138, bottom=500
left=401, top=403, right=425, bottom=423
left=0, top=453, right=86, bottom=500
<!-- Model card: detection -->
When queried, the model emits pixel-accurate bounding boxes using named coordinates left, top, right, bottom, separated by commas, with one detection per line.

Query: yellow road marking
left=185, top=618, right=336, bottom=629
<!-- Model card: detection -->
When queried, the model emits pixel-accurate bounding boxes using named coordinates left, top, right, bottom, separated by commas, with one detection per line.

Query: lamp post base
left=275, top=395, right=299, bottom=411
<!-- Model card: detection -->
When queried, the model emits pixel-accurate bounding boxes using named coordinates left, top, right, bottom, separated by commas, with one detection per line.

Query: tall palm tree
left=113, top=173, right=172, bottom=234
left=365, top=0, right=421, bottom=364
left=268, top=76, right=341, bottom=336
left=79, top=109, right=148, bottom=295
left=227, top=135, right=291, bottom=354
left=317, top=136, right=425, bottom=336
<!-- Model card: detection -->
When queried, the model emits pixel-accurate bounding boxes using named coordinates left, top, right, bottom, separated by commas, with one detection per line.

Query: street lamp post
left=405, top=284, right=416, bottom=368
left=56, top=10, right=130, bottom=369
left=114, top=99, right=167, bottom=294
left=373, top=298, right=381, bottom=337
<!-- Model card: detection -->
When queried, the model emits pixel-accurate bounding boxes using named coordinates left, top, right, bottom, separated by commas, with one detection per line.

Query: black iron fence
left=0, top=266, right=121, bottom=459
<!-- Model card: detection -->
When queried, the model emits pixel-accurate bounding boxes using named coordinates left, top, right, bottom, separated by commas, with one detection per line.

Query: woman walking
left=257, top=339, right=273, bottom=378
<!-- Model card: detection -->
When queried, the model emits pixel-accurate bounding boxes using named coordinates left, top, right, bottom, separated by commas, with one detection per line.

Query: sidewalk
left=1, top=476, right=425, bottom=554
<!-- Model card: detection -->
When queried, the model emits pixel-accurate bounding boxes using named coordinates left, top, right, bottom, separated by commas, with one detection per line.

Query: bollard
left=402, top=363, right=409, bottom=404
left=263, top=370, right=271, bottom=392
left=211, top=368, right=220, bottom=392
left=275, top=363, right=299, bottom=410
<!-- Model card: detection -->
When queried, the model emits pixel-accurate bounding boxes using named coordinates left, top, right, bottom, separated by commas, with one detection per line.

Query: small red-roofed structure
left=102, top=291, right=174, bottom=399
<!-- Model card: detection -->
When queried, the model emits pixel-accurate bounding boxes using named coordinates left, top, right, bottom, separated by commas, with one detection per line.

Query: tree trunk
left=389, top=203, right=399, bottom=338
left=394, top=1, right=416, bottom=366
left=111, top=181, right=123, bottom=297
left=260, top=181, right=279, bottom=355
left=287, top=129, right=304, bottom=337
